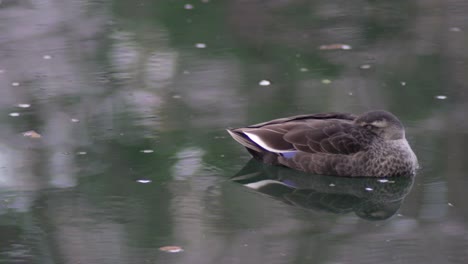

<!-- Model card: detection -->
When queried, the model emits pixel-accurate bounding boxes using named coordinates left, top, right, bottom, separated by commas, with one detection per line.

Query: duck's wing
left=247, top=112, right=356, bottom=128
left=283, top=121, right=365, bottom=155
left=228, top=113, right=363, bottom=155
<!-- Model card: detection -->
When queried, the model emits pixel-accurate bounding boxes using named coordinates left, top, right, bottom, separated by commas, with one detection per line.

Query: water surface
left=1, top=0, right=468, bottom=263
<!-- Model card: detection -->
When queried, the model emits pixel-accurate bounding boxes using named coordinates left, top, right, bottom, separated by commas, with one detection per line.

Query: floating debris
left=11, top=82, right=20, bottom=87
left=22, top=130, right=41, bottom=139
left=71, top=118, right=80, bottom=123
left=195, top=43, right=206, bottom=49
left=137, top=179, right=152, bottom=184
left=400, top=81, right=406, bottom=86
left=449, top=27, right=461, bottom=32
left=319, top=44, right=352, bottom=50
left=9, top=112, right=20, bottom=117
left=348, top=92, right=354, bottom=96
left=435, top=95, right=447, bottom=100
left=360, top=64, right=371, bottom=69
left=321, top=79, right=331, bottom=84
left=172, top=94, right=182, bottom=99
left=140, top=149, right=154, bottom=153
left=329, top=183, right=336, bottom=187
left=365, top=187, right=373, bottom=191
left=448, top=202, right=454, bottom=207
left=17, top=103, right=31, bottom=108
left=77, top=151, right=87, bottom=155
left=159, top=246, right=183, bottom=253
left=43, top=55, right=52, bottom=60
left=184, top=4, right=194, bottom=10
left=259, top=80, right=271, bottom=86
left=377, top=179, right=389, bottom=183
left=299, top=67, right=309, bottom=72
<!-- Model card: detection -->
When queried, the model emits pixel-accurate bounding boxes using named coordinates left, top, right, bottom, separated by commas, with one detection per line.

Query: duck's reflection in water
left=231, top=160, right=415, bottom=221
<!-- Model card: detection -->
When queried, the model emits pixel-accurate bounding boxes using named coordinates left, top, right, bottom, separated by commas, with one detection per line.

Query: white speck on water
left=201, top=0, right=209, bottom=3
left=448, top=202, right=454, bottom=207
left=195, top=43, right=206, bottom=48
left=183, top=70, right=190, bottom=74
left=449, top=27, right=461, bottom=32
left=11, top=82, right=20, bottom=86
left=184, top=4, right=194, bottom=9
left=300, top=67, right=308, bottom=72
left=435, top=95, right=447, bottom=100
left=397, top=213, right=403, bottom=217
left=348, top=92, right=353, bottom=96
left=9, top=112, right=20, bottom=117
left=365, top=187, right=373, bottom=191
left=77, top=151, right=87, bottom=155
left=141, top=149, right=154, bottom=153
left=43, top=55, right=52, bottom=60
left=17, top=103, right=31, bottom=108
left=172, top=94, right=181, bottom=99
left=400, top=81, right=406, bottom=86
left=321, top=79, right=331, bottom=84
left=220, top=154, right=225, bottom=157
left=137, top=179, right=152, bottom=184
left=341, top=45, right=352, bottom=50
left=360, top=64, right=371, bottom=69
left=71, top=118, right=80, bottom=123
left=378, top=179, right=389, bottom=183
left=259, top=80, right=271, bottom=86
left=329, top=183, right=336, bottom=187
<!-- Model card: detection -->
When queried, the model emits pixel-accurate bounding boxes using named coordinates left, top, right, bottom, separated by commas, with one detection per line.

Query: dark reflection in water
left=232, top=160, right=414, bottom=221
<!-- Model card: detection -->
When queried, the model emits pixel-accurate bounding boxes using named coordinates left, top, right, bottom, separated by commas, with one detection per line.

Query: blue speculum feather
left=281, top=152, right=297, bottom=159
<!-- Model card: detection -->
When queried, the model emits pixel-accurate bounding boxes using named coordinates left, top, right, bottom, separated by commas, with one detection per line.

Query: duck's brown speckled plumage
left=227, top=110, right=418, bottom=177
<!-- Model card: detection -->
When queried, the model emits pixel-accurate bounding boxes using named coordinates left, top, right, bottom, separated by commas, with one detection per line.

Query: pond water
left=1, top=0, right=468, bottom=263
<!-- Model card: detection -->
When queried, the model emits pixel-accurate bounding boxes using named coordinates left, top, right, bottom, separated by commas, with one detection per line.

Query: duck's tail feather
left=226, top=129, right=263, bottom=152
left=227, top=129, right=279, bottom=164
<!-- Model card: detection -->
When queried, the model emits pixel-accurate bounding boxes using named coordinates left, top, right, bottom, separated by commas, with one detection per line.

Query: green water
left=1, top=0, right=468, bottom=263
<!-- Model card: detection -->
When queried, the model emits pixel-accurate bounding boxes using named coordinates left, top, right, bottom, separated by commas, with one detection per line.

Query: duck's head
left=355, top=110, right=405, bottom=140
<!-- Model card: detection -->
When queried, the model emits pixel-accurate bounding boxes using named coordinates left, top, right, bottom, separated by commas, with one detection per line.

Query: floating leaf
left=159, top=246, right=184, bottom=253
left=23, top=130, right=42, bottom=139
left=319, top=44, right=352, bottom=50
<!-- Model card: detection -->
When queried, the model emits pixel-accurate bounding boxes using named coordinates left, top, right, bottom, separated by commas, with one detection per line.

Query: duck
left=227, top=110, right=418, bottom=177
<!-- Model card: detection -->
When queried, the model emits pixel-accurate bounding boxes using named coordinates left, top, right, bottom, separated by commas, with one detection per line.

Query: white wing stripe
left=243, top=132, right=295, bottom=153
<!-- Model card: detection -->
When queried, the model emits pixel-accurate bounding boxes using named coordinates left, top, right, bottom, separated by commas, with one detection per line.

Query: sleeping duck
left=227, top=110, right=418, bottom=177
